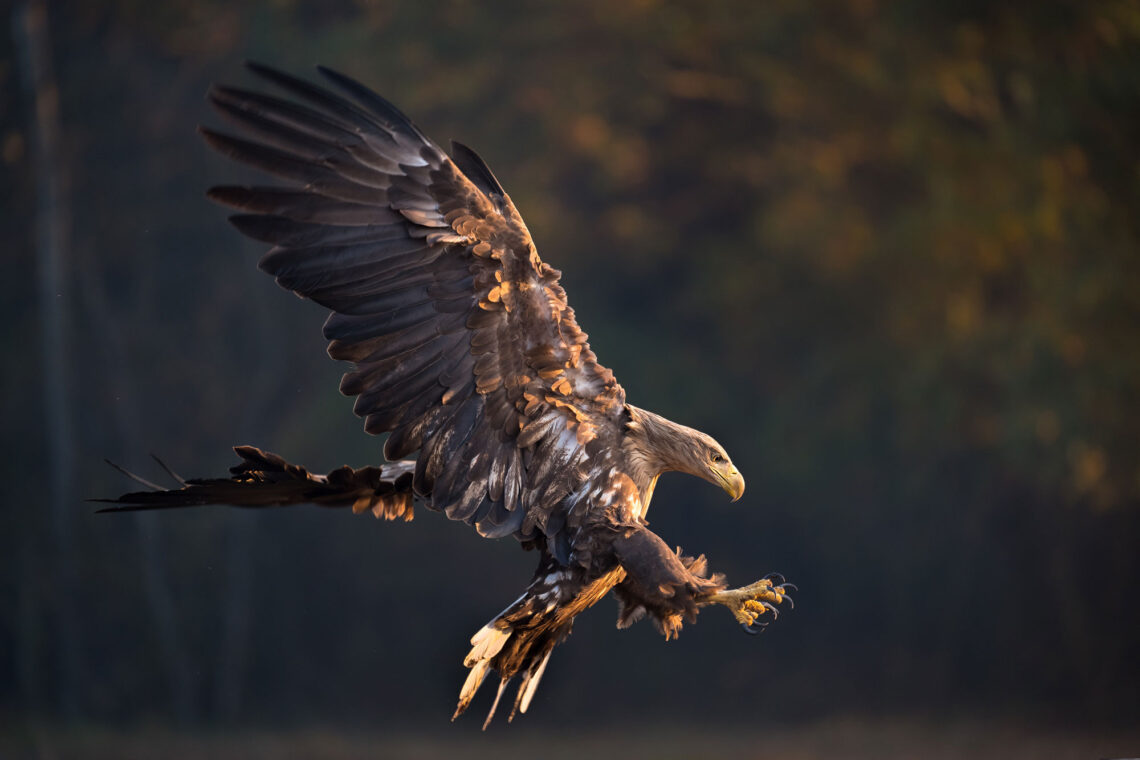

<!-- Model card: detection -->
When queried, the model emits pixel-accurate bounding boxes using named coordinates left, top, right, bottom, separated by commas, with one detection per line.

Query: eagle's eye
left=711, top=452, right=724, bottom=464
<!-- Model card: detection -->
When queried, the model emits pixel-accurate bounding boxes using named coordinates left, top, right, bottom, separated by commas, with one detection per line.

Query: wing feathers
left=323, top=301, right=440, bottom=343
left=264, top=244, right=441, bottom=301
left=205, top=64, right=627, bottom=543
left=200, top=128, right=384, bottom=203
left=212, top=86, right=410, bottom=176
left=449, top=140, right=506, bottom=197
left=228, top=214, right=404, bottom=246
left=327, top=317, right=445, bottom=363
left=383, top=405, right=447, bottom=461
left=208, top=186, right=385, bottom=224
left=210, top=85, right=400, bottom=170
left=315, top=65, right=431, bottom=144
left=340, top=331, right=466, bottom=396
left=246, top=61, right=431, bottom=165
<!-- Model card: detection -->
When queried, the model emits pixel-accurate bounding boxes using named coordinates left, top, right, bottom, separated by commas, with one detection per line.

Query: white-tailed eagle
left=100, top=63, right=794, bottom=728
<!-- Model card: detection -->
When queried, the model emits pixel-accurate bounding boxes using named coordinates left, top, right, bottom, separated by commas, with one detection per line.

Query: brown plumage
left=99, top=63, right=793, bottom=727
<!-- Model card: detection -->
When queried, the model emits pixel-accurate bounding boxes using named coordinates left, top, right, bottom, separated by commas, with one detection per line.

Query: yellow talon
left=702, top=576, right=794, bottom=634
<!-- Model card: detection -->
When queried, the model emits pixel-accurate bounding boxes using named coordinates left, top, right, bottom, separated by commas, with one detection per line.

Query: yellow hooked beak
left=715, top=466, right=746, bottom=502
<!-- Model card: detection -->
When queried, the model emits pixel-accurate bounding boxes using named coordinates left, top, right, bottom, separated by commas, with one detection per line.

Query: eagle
left=99, top=63, right=794, bottom=728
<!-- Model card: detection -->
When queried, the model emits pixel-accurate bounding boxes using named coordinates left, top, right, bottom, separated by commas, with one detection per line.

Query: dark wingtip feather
left=244, top=60, right=320, bottom=98
left=243, top=59, right=283, bottom=79
left=197, top=125, right=231, bottom=151
left=92, top=503, right=128, bottom=513
left=226, top=214, right=279, bottom=243
left=206, top=185, right=249, bottom=208
left=450, top=141, right=505, bottom=197
left=91, top=502, right=174, bottom=514
left=315, top=65, right=427, bottom=139
left=204, top=82, right=226, bottom=103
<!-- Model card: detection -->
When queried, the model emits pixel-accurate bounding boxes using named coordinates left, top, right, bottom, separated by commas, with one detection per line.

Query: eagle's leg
left=608, top=524, right=727, bottom=639
left=609, top=525, right=794, bottom=637
left=700, top=575, right=796, bottom=634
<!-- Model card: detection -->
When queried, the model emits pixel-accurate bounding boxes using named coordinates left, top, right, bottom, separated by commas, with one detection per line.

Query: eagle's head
left=625, top=405, right=746, bottom=502
left=691, top=433, right=746, bottom=502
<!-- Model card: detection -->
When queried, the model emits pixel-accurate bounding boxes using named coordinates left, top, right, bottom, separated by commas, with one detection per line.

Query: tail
left=453, top=562, right=626, bottom=729
left=94, top=445, right=416, bottom=521
left=452, top=595, right=556, bottom=731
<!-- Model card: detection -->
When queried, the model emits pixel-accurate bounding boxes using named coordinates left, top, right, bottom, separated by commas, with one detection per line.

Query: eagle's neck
left=621, top=405, right=701, bottom=512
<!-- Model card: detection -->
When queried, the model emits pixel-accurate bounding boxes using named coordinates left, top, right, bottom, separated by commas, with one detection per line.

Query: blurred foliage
left=1, top=0, right=1137, bottom=733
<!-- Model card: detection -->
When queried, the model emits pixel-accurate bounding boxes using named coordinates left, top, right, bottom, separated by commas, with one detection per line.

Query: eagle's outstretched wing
left=94, top=446, right=416, bottom=520
left=202, top=63, right=626, bottom=540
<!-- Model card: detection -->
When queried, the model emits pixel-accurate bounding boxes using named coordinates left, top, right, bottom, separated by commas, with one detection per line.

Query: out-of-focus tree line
left=1, top=0, right=1137, bottom=732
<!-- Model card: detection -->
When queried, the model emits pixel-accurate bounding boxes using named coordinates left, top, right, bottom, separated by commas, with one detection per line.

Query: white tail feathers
left=454, top=577, right=576, bottom=728
left=453, top=623, right=512, bottom=721
left=454, top=659, right=489, bottom=720
left=482, top=678, right=510, bottom=730
left=513, top=647, right=552, bottom=718
left=464, top=623, right=510, bottom=667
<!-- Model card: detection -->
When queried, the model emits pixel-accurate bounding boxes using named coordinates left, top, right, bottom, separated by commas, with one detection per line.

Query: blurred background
left=2, top=0, right=1138, bottom=757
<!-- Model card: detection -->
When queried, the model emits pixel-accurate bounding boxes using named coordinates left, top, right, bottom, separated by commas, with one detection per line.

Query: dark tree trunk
left=15, top=0, right=81, bottom=719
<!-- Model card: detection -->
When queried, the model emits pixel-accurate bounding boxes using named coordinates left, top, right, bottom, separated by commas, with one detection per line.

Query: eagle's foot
left=707, top=573, right=795, bottom=634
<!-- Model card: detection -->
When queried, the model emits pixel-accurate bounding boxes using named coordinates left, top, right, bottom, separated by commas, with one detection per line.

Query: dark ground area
left=4, top=718, right=1139, bottom=760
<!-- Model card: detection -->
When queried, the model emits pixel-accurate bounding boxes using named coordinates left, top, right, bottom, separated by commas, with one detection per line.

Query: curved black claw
left=761, top=601, right=780, bottom=619
left=763, top=572, right=786, bottom=585
left=741, top=620, right=768, bottom=635
left=777, top=583, right=797, bottom=609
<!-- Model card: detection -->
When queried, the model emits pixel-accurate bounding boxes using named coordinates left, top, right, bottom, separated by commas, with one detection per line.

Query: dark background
left=2, top=0, right=1138, bottom=757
